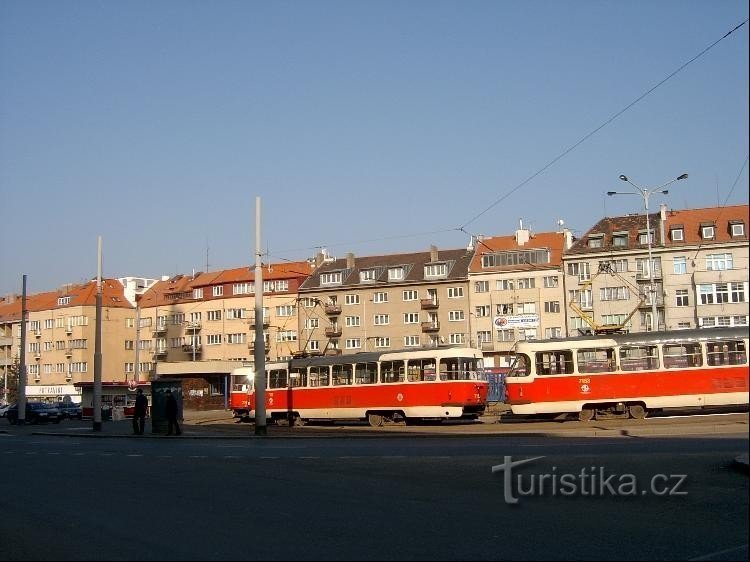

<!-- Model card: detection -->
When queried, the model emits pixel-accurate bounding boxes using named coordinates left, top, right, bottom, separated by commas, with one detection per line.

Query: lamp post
left=608, top=173, right=688, bottom=331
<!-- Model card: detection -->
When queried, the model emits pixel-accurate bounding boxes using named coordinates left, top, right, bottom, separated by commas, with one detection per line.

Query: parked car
left=6, top=402, right=61, bottom=424
left=56, top=402, right=83, bottom=420
left=0, top=403, right=10, bottom=417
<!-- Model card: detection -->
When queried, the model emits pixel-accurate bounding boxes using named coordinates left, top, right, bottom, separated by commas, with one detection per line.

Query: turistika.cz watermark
left=491, top=456, right=688, bottom=505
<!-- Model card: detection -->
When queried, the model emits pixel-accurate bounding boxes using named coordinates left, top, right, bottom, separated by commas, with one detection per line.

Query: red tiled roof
left=0, top=279, right=132, bottom=323
left=468, top=231, right=568, bottom=272
left=664, top=205, right=749, bottom=246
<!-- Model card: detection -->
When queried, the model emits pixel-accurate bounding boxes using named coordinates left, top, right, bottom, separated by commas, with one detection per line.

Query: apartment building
left=297, top=246, right=474, bottom=355
left=137, top=262, right=312, bottom=407
left=562, top=204, right=749, bottom=335
left=467, top=225, right=573, bottom=368
left=0, top=280, right=136, bottom=403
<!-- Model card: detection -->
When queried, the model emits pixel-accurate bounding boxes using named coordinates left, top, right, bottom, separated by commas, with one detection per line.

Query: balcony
left=481, top=342, right=495, bottom=352
left=34, top=330, right=42, bottom=338
left=34, top=351, right=41, bottom=360
left=325, top=326, right=342, bottom=338
left=421, top=321, right=440, bottom=333
left=64, top=348, right=73, bottom=357
left=324, top=304, right=342, bottom=316
left=248, top=316, right=270, bottom=329
left=153, top=348, right=167, bottom=358
left=182, top=344, right=202, bottom=355
left=152, top=325, right=167, bottom=335
left=420, top=298, right=439, bottom=310
left=65, top=327, right=73, bottom=335
left=185, top=321, right=202, bottom=332
left=248, top=341, right=271, bottom=352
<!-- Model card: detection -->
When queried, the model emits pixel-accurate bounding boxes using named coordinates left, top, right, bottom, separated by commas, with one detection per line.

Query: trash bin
left=150, top=379, right=183, bottom=434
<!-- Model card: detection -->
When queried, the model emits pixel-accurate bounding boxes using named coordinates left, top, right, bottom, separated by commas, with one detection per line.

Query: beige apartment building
left=0, top=280, right=137, bottom=403
left=136, top=262, right=312, bottom=407
left=297, top=246, right=474, bottom=354
left=467, top=226, right=573, bottom=368
left=562, top=204, right=749, bottom=335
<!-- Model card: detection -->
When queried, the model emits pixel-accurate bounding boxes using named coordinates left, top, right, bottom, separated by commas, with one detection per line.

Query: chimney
left=515, top=219, right=530, bottom=246
left=659, top=203, right=668, bottom=247
left=314, top=252, right=324, bottom=268
left=563, top=228, right=574, bottom=250
left=346, top=252, right=355, bottom=269
left=429, top=245, right=439, bottom=262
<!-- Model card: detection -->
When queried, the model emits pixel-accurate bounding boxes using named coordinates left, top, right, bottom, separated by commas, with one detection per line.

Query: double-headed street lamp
left=608, top=173, right=688, bottom=331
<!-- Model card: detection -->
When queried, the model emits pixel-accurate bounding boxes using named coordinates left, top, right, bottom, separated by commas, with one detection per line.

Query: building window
left=544, top=327, right=562, bottom=339
left=449, top=333, right=465, bottom=344
left=517, top=302, right=537, bottom=314
left=475, top=305, right=491, bottom=317
left=373, top=292, right=388, bottom=303
left=638, top=230, right=654, bottom=245
left=402, top=290, right=418, bottom=301
left=276, top=330, right=297, bottom=342
left=701, top=225, right=715, bottom=239
left=676, top=290, right=689, bottom=307
left=360, top=269, right=378, bottom=282
left=345, top=316, right=360, bottom=327
left=374, top=314, right=389, bottom=325
left=673, top=256, right=687, bottom=275
left=543, top=276, right=559, bottom=288
left=304, top=318, right=319, bottom=329
left=424, top=263, right=447, bottom=278
left=706, top=254, right=733, bottom=271
left=477, top=331, right=492, bottom=343
left=207, top=310, right=222, bottom=321
left=276, top=305, right=296, bottom=317
left=320, top=272, right=343, bottom=286
left=345, top=294, right=360, bottom=305
left=599, top=259, right=628, bottom=273
left=496, top=329, right=514, bottom=342
left=448, top=310, right=465, bottom=321
left=233, top=283, right=252, bottom=295
left=517, top=278, right=535, bottom=289
left=670, top=228, right=684, bottom=241
left=600, top=287, right=630, bottom=301
left=345, top=338, right=361, bottom=349
left=447, top=287, right=464, bottom=298
left=730, top=222, right=745, bottom=237
left=309, top=340, right=320, bottom=351
left=57, top=296, right=71, bottom=306
left=227, top=333, right=246, bottom=344
left=588, top=235, right=603, bottom=248
left=207, top=334, right=222, bottom=345
left=612, top=233, right=628, bottom=247
left=374, top=337, right=390, bottom=348
left=403, top=312, right=419, bottom=324
left=474, top=280, right=489, bottom=293
left=567, top=262, right=591, bottom=282
left=544, top=301, right=560, bottom=313
left=388, top=267, right=405, bottom=281
left=404, top=335, right=420, bottom=347
left=497, top=279, right=514, bottom=291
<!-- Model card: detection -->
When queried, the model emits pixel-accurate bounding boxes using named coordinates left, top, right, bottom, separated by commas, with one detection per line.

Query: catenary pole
left=254, top=197, right=267, bottom=436
left=93, top=236, right=103, bottom=431
left=17, top=275, right=28, bottom=424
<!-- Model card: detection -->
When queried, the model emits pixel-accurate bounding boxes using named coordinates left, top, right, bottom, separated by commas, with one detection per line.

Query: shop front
left=74, top=381, right=152, bottom=419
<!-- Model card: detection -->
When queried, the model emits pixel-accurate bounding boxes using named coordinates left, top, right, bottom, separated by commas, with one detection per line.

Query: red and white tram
left=504, top=326, right=749, bottom=421
left=230, top=347, right=488, bottom=426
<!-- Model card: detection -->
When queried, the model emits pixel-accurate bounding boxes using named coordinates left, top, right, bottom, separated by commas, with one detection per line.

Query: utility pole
left=134, top=306, right=141, bottom=382
left=254, top=197, right=267, bottom=436
left=93, top=236, right=103, bottom=431
left=17, top=275, right=28, bottom=424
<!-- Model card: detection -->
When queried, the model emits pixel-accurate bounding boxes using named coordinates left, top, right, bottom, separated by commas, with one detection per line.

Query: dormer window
left=612, top=232, right=628, bottom=247
left=320, top=272, right=343, bottom=286
left=57, top=296, right=71, bottom=306
left=387, top=267, right=405, bottom=281
left=424, top=263, right=447, bottom=279
left=359, top=269, right=378, bottom=283
left=638, top=230, right=654, bottom=245
left=587, top=234, right=604, bottom=248
left=701, top=224, right=715, bottom=240
left=730, top=221, right=745, bottom=237
left=670, top=227, right=684, bottom=241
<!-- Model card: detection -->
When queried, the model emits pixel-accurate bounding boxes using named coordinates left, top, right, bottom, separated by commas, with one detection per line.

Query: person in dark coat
left=165, top=389, right=181, bottom=436
left=132, top=388, right=148, bottom=435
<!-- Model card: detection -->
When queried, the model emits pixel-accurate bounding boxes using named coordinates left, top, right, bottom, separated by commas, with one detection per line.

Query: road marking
left=100, top=453, right=115, bottom=456
left=25, top=452, right=38, bottom=455
left=299, top=456, right=320, bottom=459
left=47, top=452, right=61, bottom=455
left=223, top=455, right=241, bottom=459
left=72, top=452, right=85, bottom=456
left=189, top=455, right=207, bottom=459
left=126, top=454, right=143, bottom=457
left=689, top=543, right=748, bottom=561
left=260, top=456, right=280, bottom=459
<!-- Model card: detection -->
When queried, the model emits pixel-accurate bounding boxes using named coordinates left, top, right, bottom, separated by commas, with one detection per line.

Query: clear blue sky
left=1, top=0, right=747, bottom=295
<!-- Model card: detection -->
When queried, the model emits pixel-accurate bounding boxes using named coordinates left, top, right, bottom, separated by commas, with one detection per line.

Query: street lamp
left=608, top=173, right=688, bottom=331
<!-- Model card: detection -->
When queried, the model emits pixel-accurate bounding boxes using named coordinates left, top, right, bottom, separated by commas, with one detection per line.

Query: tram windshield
left=506, top=354, right=531, bottom=378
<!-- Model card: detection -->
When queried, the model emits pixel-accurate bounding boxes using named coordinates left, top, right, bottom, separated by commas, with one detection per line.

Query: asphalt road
left=1, top=429, right=747, bottom=561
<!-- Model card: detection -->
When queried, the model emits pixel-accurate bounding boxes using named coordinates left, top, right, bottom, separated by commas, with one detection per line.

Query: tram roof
left=524, top=326, right=748, bottom=348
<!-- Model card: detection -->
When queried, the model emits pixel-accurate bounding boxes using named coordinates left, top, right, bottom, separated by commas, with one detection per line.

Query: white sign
left=25, top=384, right=81, bottom=397
left=493, top=314, right=540, bottom=329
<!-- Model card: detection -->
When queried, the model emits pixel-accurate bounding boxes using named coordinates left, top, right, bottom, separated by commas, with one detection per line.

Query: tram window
left=439, top=358, right=478, bottom=380
left=290, top=368, right=307, bottom=387
left=333, top=364, right=353, bottom=386
left=507, top=354, right=530, bottom=378
left=309, top=366, right=330, bottom=387
left=663, top=344, right=702, bottom=369
left=619, top=346, right=659, bottom=371
left=355, top=362, right=377, bottom=384
left=407, top=359, right=436, bottom=382
left=268, top=369, right=288, bottom=389
left=707, top=340, right=747, bottom=366
left=576, top=348, right=615, bottom=373
left=381, top=361, right=405, bottom=383
left=535, top=351, right=574, bottom=375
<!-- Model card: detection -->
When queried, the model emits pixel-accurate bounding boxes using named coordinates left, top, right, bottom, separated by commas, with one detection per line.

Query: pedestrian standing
left=165, top=389, right=181, bottom=436
left=132, top=388, right=148, bottom=435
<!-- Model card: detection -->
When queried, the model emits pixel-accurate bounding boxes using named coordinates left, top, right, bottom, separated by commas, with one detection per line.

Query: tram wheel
left=292, top=415, right=306, bottom=427
left=368, top=414, right=384, bottom=427
left=628, top=404, right=648, bottom=420
left=578, top=408, right=595, bottom=422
